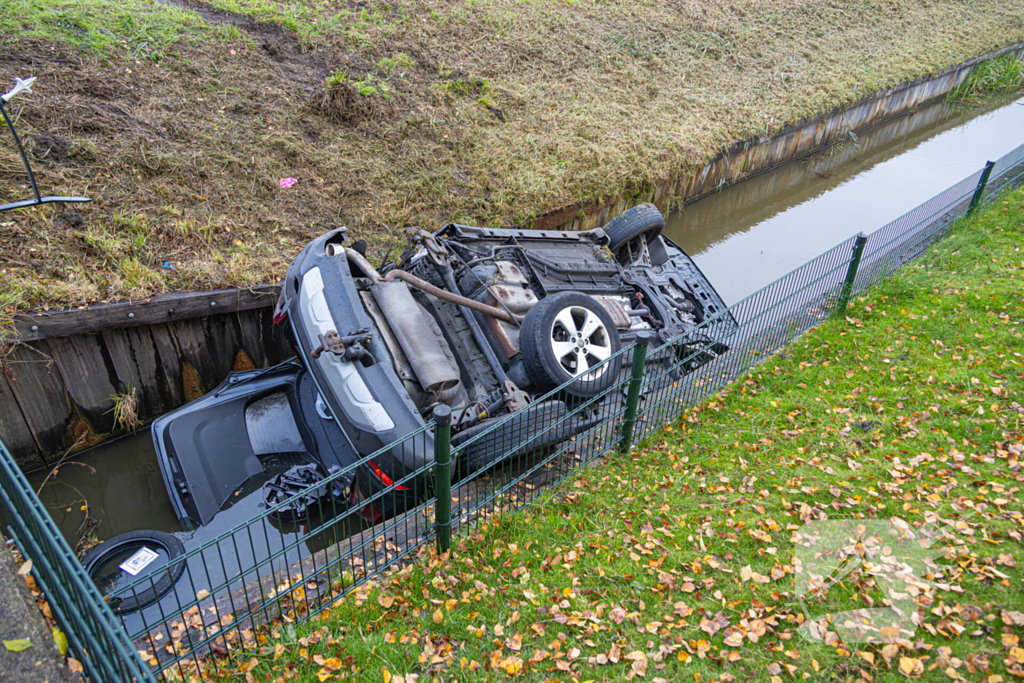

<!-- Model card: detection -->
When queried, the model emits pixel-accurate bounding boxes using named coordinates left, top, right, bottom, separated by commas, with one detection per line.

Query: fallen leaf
left=3, top=639, right=32, bottom=652
left=900, top=657, right=924, bottom=678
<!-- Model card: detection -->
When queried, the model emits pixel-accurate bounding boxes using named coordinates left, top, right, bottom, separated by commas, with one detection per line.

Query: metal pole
left=836, top=233, right=868, bottom=314
left=0, top=99, right=41, bottom=202
left=619, top=330, right=652, bottom=454
left=432, top=405, right=453, bottom=553
left=968, top=160, right=995, bottom=214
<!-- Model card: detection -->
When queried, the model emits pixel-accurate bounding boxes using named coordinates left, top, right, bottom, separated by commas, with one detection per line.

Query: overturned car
left=152, top=204, right=735, bottom=528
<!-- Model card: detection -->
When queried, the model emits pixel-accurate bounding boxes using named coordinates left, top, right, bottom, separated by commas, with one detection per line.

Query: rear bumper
left=278, top=229, right=435, bottom=489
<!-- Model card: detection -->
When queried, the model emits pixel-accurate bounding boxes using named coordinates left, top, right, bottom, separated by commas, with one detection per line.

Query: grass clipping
left=0, top=0, right=1023, bottom=323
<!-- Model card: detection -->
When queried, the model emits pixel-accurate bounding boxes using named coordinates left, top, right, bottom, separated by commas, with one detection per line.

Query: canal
left=667, top=92, right=1024, bottom=304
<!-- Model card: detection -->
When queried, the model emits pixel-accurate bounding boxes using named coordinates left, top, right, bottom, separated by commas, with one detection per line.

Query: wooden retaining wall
left=2, top=287, right=291, bottom=469
left=2, top=42, right=1022, bottom=469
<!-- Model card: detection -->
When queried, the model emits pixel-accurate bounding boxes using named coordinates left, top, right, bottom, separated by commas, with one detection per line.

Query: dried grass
left=0, top=0, right=1022, bottom=322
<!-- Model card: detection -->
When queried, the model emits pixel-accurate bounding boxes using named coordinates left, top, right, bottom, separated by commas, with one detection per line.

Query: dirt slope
left=0, top=0, right=1022, bottom=321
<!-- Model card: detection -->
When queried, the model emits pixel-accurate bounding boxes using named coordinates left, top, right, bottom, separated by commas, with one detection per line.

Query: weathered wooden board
left=148, top=323, right=185, bottom=408
left=45, top=335, right=118, bottom=434
left=0, top=372, right=42, bottom=468
left=123, top=326, right=167, bottom=420
left=12, top=285, right=281, bottom=342
left=2, top=342, right=73, bottom=462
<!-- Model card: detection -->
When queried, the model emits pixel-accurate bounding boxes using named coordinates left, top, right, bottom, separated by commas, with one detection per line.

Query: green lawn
left=197, top=189, right=1024, bottom=682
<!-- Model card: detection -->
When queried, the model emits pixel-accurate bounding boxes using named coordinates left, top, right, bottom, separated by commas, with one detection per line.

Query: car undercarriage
left=152, top=204, right=736, bottom=528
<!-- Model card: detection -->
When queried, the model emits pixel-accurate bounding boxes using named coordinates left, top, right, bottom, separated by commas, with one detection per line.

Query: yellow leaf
left=52, top=628, right=68, bottom=656
left=433, top=609, right=443, bottom=624
left=3, top=639, right=32, bottom=652
left=273, top=643, right=285, bottom=660
left=501, top=656, right=523, bottom=675
left=899, top=657, right=923, bottom=678
left=382, top=666, right=392, bottom=683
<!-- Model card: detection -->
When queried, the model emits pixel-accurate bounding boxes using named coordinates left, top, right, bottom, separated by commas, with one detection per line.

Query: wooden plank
left=170, top=318, right=221, bottom=398
left=200, top=313, right=243, bottom=383
left=45, top=335, right=117, bottom=433
left=236, top=310, right=268, bottom=368
left=100, top=328, right=143, bottom=396
left=101, top=327, right=164, bottom=422
left=124, top=325, right=166, bottom=419
left=149, top=323, right=185, bottom=408
left=11, top=285, right=281, bottom=342
left=3, top=342, right=74, bottom=459
left=0, top=372, right=44, bottom=469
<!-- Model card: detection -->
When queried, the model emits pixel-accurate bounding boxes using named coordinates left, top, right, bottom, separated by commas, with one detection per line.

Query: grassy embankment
left=191, top=189, right=1024, bottom=681
left=1, top=0, right=1023, bottom=327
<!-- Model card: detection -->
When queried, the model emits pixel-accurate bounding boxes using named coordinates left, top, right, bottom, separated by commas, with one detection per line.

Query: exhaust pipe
left=338, top=245, right=523, bottom=325
left=370, top=281, right=460, bottom=396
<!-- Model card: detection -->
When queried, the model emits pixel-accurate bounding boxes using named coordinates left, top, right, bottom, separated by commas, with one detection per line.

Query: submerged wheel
left=604, top=203, right=665, bottom=263
left=519, top=292, right=622, bottom=398
left=81, top=530, right=185, bottom=614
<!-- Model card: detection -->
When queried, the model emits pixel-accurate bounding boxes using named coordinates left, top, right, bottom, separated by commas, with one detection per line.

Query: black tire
left=519, top=292, right=622, bottom=398
left=81, top=530, right=185, bottom=615
left=603, top=203, right=665, bottom=261
left=455, top=401, right=569, bottom=475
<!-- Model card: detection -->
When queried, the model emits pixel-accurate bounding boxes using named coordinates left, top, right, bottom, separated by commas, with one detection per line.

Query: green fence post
left=968, top=160, right=995, bottom=214
left=433, top=405, right=453, bottom=554
left=619, top=330, right=652, bottom=455
left=836, top=233, right=868, bottom=314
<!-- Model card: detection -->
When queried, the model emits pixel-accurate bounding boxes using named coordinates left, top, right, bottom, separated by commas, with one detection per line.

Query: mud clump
left=31, top=134, right=72, bottom=162
left=315, top=80, right=391, bottom=125
left=155, top=0, right=330, bottom=91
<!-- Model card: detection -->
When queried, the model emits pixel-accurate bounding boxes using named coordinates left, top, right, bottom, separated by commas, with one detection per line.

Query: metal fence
left=1, top=142, right=1023, bottom=682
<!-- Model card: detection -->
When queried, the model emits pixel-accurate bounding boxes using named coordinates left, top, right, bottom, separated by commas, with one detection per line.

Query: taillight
left=272, top=293, right=287, bottom=325
left=368, top=460, right=407, bottom=491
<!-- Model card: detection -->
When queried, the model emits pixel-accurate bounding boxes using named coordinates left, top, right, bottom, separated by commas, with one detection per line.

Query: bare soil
left=0, top=0, right=1022, bottom=325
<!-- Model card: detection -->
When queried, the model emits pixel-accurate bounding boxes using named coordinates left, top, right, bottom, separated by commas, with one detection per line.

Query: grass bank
left=0, top=1, right=1022, bottom=323
left=190, top=187, right=1024, bottom=682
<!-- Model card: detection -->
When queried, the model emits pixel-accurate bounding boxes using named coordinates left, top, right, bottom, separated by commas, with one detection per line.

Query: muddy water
left=667, top=93, right=1024, bottom=304
left=27, top=433, right=181, bottom=545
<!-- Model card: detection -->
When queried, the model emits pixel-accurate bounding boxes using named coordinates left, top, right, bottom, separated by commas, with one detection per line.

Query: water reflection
left=668, top=93, right=1024, bottom=304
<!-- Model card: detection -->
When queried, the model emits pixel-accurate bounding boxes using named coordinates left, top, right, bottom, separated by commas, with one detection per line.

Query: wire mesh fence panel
left=108, top=426, right=439, bottom=680
left=1, top=145, right=1023, bottom=681
left=0, top=442, right=157, bottom=682
left=986, top=142, right=1024, bottom=198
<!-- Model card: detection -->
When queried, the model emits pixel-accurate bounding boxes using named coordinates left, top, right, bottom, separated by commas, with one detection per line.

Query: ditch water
left=667, top=92, right=1024, bottom=304
left=22, top=91, right=1024, bottom=617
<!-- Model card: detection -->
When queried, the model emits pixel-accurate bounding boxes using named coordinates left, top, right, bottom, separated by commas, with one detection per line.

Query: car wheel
left=519, top=292, right=622, bottom=398
left=603, top=203, right=665, bottom=263
left=80, top=530, right=186, bottom=614
left=455, top=400, right=569, bottom=475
